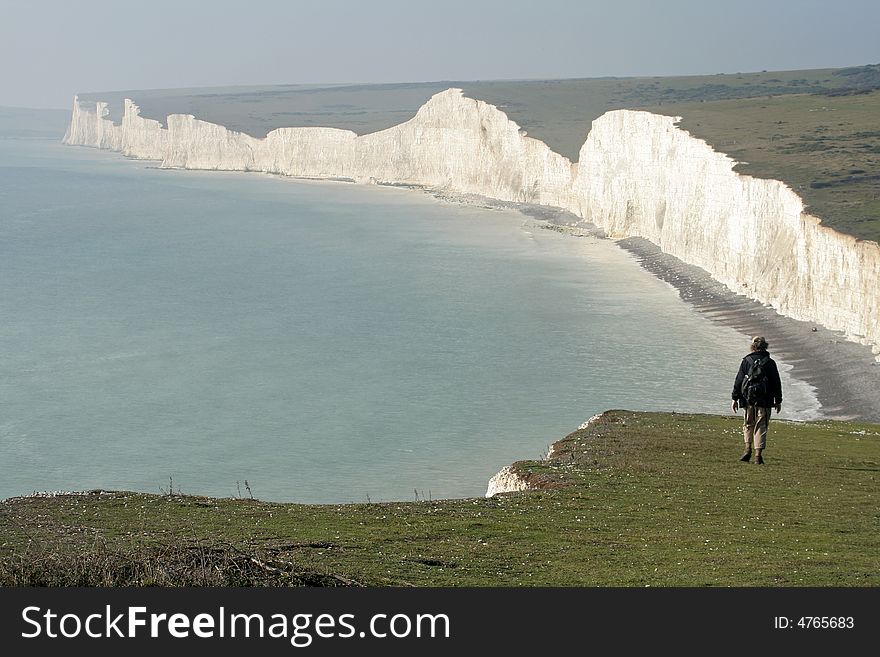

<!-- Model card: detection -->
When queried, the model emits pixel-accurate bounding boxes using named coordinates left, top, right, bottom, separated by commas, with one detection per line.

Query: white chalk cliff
left=63, top=89, right=880, bottom=356
left=485, top=466, right=535, bottom=497
left=572, top=110, right=879, bottom=353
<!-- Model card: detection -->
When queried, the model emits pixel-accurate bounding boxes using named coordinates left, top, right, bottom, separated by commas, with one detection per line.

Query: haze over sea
left=0, top=135, right=820, bottom=503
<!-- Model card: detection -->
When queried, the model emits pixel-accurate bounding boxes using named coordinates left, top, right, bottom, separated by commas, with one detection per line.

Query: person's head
left=750, top=336, right=769, bottom=352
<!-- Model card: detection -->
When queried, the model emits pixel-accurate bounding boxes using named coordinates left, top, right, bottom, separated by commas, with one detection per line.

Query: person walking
left=731, top=336, right=782, bottom=464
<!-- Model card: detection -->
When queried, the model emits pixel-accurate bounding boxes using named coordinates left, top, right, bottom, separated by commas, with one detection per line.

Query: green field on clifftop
left=3, top=411, right=877, bottom=586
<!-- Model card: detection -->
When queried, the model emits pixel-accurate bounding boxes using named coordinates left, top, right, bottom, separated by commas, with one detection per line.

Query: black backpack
left=741, top=355, right=770, bottom=405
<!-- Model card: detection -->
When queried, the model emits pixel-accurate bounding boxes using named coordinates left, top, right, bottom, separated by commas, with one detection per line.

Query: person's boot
left=754, top=449, right=764, bottom=465
left=739, top=447, right=752, bottom=462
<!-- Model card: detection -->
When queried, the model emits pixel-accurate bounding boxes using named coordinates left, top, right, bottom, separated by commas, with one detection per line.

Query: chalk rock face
left=570, top=110, right=880, bottom=353
left=64, top=97, right=166, bottom=159
left=165, top=113, right=263, bottom=171
left=67, top=89, right=573, bottom=207
left=62, top=90, right=880, bottom=356
left=119, top=100, right=167, bottom=160
left=349, top=91, right=574, bottom=205
left=485, top=465, right=534, bottom=497
left=261, top=127, right=359, bottom=179
left=63, top=98, right=122, bottom=150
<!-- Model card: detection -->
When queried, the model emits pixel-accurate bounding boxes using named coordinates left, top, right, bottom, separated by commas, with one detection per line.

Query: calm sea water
left=0, top=138, right=819, bottom=502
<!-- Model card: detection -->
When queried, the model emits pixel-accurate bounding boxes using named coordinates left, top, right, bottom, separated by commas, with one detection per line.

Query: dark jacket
left=732, top=350, right=783, bottom=407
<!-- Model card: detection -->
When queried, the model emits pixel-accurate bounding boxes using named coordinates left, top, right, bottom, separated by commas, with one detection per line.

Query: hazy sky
left=2, top=0, right=878, bottom=108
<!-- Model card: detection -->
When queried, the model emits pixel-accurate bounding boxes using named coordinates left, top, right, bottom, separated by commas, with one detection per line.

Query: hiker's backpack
left=741, top=355, right=770, bottom=405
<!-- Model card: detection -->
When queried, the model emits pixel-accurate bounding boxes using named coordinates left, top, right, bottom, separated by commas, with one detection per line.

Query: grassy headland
left=3, top=410, right=877, bottom=586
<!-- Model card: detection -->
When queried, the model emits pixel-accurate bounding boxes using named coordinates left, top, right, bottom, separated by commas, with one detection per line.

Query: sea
left=0, top=134, right=821, bottom=503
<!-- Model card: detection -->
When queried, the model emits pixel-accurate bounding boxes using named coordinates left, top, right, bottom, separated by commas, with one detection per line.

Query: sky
left=1, top=0, right=878, bottom=108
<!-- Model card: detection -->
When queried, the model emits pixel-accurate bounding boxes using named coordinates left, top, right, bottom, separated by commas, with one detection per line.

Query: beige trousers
left=743, top=406, right=772, bottom=450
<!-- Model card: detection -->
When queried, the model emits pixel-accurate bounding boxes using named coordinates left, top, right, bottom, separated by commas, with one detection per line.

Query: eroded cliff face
left=571, top=110, right=880, bottom=354
left=485, top=466, right=535, bottom=497
left=63, top=90, right=880, bottom=356
left=66, top=90, right=572, bottom=206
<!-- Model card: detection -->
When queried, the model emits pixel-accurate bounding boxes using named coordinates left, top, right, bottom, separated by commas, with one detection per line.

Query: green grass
left=2, top=411, right=878, bottom=586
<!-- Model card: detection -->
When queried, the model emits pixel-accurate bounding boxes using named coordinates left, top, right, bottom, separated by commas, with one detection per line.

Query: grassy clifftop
left=2, top=411, right=877, bottom=586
